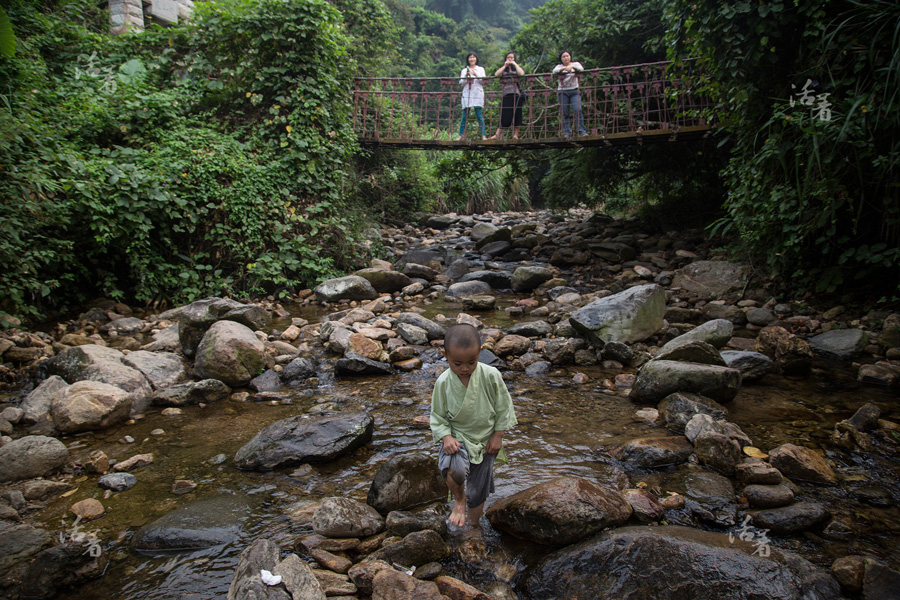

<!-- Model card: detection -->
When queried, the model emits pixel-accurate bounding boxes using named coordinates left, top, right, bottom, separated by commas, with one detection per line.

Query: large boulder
left=121, top=351, right=186, bottom=390
left=721, top=350, right=773, bottom=383
left=570, top=284, right=666, bottom=346
left=20, top=375, right=69, bottom=425
left=683, top=471, right=738, bottom=528
left=672, top=261, right=750, bottom=301
left=658, top=392, right=728, bottom=434
left=234, top=412, right=374, bottom=470
left=315, top=275, right=378, bottom=302
left=51, top=381, right=132, bottom=433
left=0, top=523, right=53, bottom=571
left=629, top=360, right=742, bottom=404
left=178, top=297, right=271, bottom=359
left=0, top=435, right=68, bottom=483
left=371, top=569, right=442, bottom=600
left=753, top=326, right=813, bottom=377
left=524, top=525, right=840, bottom=600
left=354, top=268, right=414, bottom=293
left=44, top=345, right=152, bottom=414
left=132, top=495, right=250, bottom=552
left=335, top=353, right=393, bottom=376
left=21, top=540, right=109, bottom=599
left=394, top=313, right=445, bottom=341
left=659, top=319, right=734, bottom=352
left=485, top=477, right=632, bottom=547
left=367, top=454, right=448, bottom=514
left=446, top=280, right=491, bottom=299
left=612, top=437, right=693, bottom=469
left=751, top=502, right=831, bottom=535
left=768, top=443, right=837, bottom=485
left=653, top=339, right=726, bottom=366
left=808, top=329, right=868, bottom=359
left=368, top=530, right=450, bottom=566
left=459, top=270, right=512, bottom=289
left=193, top=320, right=267, bottom=387
left=312, top=497, right=385, bottom=538
left=510, top=266, right=554, bottom=292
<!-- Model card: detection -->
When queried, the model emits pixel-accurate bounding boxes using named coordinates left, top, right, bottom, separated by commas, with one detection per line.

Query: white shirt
left=553, top=62, right=584, bottom=90
left=459, top=65, right=486, bottom=108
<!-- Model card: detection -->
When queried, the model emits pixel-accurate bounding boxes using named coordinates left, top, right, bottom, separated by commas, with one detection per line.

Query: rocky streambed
left=0, top=209, right=899, bottom=600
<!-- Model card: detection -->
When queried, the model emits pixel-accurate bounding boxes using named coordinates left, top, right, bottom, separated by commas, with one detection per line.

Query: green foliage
left=0, top=7, right=16, bottom=58
left=0, top=0, right=378, bottom=318
left=668, top=0, right=900, bottom=292
left=348, top=148, right=442, bottom=223
left=436, top=152, right=531, bottom=214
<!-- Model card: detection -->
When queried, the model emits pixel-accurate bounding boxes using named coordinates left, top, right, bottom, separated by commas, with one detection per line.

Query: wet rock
left=371, top=568, right=442, bottom=600
left=121, top=351, right=186, bottom=390
left=470, top=222, right=499, bottom=242
left=743, top=484, right=794, bottom=508
left=84, top=449, right=110, bottom=474
left=367, top=454, right=448, bottom=514
left=396, top=323, right=429, bottom=346
left=151, top=379, right=231, bottom=407
left=851, top=486, right=893, bottom=507
left=753, top=326, right=813, bottom=377
left=460, top=295, right=496, bottom=311
left=485, top=477, right=632, bottom=547
left=446, top=280, right=492, bottom=299
left=693, top=430, right=743, bottom=475
left=20, top=375, right=69, bottom=425
left=369, top=529, right=451, bottom=566
left=478, top=348, right=504, bottom=368
left=858, top=362, right=900, bottom=387
left=193, top=320, right=266, bottom=387
left=808, top=328, right=868, bottom=359
left=612, top=436, right=693, bottom=469
left=395, top=313, right=445, bottom=340
left=845, top=402, right=882, bottom=431
left=629, top=360, right=742, bottom=404
left=177, top=297, right=269, bottom=358
left=735, top=460, right=784, bottom=485
left=434, top=575, right=493, bottom=600
left=309, top=547, right=352, bottom=574
left=313, top=497, right=385, bottom=538
left=831, top=555, right=866, bottom=592
left=570, top=284, right=666, bottom=346
left=228, top=538, right=291, bottom=600
left=860, top=558, right=900, bottom=599
left=21, top=540, right=108, bottom=599
left=247, top=368, right=280, bottom=392
left=112, top=453, right=153, bottom=472
left=525, top=525, right=840, bottom=600
left=0, top=522, right=53, bottom=570
left=672, top=260, right=749, bottom=301
left=234, top=412, right=373, bottom=470
left=720, top=350, right=772, bottom=383
left=542, top=338, right=575, bottom=365
left=622, top=488, right=665, bottom=522
left=510, top=266, right=554, bottom=292
left=315, top=275, right=379, bottom=302
left=335, top=353, right=393, bottom=376
left=51, top=381, right=132, bottom=433
left=98, top=472, right=137, bottom=492
left=751, top=502, right=830, bottom=534
left=445, top=258, right=470, bottom=282
left=459, top=270, right=511, bottom=289
left=274, top=553, right=326, bottom=600
left=658, top=392, right=728, bottom=434
left=133, top=495, right=249, bottom=551
left=403, top=263, right=437, bottom=281
left=44, top=345, right=152, bottom=414
left=832, top=402, right=881, bottom=451
left=659, top=319, right=734, bottom=351
left=525, top=361, right=551, bottom=375
left=0, top=435, right=68, bottom=483
left=653, top=339, right=726, bottom=366
left=769, top=443, right=837, bottom=485
left=683, top=471, right=737, bottom=527
left=601, top=341, right=634, bottom=364
left=385, top=509, right=447, bottom=538
left=355, top=268, right=413, bottom=293
left=281, top=357, right=317, bottom=383
left=70, top=498, right=104, bottom=520
left=508, top=320, right=552, bottom=338
left=172, top=480, right=196, bottom=495
left=494, top=334, right=531, bottom=357
left=348, top=559, right=394, bottom=595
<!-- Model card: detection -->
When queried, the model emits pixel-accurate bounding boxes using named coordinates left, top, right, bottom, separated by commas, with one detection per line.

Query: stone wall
left=109, top=0, right=195, bottom=35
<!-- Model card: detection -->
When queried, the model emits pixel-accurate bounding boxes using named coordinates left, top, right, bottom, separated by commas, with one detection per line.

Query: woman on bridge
left=456, top=53, right=487, bottom=141
left=552, top=51, right=587, bottom=137
left=489, top=52, right=525, bottom=140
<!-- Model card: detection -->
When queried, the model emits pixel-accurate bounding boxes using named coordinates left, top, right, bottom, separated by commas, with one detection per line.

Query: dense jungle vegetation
left=0, top=0, right=897, bottom=321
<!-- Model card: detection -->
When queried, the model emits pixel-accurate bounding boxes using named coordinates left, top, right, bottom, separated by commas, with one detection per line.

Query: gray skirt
left=437, top=442, right=496, bottom=508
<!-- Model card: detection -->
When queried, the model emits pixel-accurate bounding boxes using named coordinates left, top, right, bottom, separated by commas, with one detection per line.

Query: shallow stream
left=27, top=300, right=900, bottom=600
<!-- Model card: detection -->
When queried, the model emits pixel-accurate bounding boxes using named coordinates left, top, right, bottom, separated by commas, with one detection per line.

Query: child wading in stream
left=430, top=324, right=517, bottom=527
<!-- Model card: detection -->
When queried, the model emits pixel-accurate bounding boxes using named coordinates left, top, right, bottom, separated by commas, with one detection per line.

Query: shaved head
left=444, top=323, right=481, bottom=354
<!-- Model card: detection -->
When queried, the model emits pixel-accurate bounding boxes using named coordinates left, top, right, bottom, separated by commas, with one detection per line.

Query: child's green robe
left=430, top=362, right=517, bottom=465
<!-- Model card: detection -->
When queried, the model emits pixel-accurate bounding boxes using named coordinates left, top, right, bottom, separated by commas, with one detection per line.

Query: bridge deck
left=353, top=60, right=713, bottom=149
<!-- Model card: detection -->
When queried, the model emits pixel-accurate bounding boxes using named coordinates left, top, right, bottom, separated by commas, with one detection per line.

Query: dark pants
left=500, top=93, right=523, bottom=129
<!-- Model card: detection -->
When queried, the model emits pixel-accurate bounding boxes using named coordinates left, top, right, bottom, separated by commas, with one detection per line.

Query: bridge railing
left=352, top=59, right=711, bottom=145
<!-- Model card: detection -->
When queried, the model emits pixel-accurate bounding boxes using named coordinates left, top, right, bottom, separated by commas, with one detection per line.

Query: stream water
left=22, top=299, right=900, bottom=600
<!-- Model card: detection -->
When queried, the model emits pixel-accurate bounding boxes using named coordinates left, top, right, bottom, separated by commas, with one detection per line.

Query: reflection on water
left=43, top=304, right=900, bottom=600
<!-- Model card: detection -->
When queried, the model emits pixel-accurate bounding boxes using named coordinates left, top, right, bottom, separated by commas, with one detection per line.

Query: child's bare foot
left=449, top=500, right=466, bottom=527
